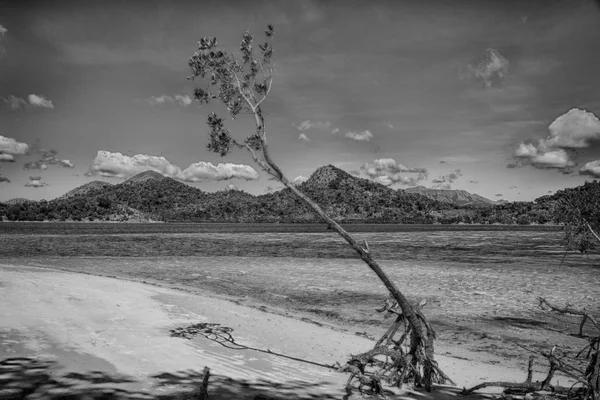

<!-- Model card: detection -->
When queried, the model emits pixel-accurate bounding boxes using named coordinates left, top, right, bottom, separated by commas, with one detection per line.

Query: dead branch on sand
left=462, top=298, right=599, bottom=400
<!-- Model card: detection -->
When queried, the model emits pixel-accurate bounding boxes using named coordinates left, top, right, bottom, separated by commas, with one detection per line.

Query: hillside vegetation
left=0, top=165, right=598, bottom=225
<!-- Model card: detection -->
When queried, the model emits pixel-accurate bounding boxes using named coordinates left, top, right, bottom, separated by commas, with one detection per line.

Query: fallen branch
left=171, top=323, right=337, bottom=370
left=538, top=298, right=600, bottom=336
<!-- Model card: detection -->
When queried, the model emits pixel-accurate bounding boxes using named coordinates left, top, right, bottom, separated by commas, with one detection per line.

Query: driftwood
left=462, top=298, right=599, bottom=400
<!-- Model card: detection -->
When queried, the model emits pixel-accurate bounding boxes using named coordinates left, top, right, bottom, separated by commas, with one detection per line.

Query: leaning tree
left=187, top=26, right=451, bottom=394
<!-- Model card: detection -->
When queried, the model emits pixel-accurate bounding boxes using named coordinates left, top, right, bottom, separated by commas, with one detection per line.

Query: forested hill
left=0, top=165, right=598, bottom=224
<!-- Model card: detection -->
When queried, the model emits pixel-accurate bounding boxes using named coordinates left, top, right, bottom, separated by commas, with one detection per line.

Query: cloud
left=0, top=24, right=6, bottom=55
left=24, top=149, right=75, bottom=170
left=292, top=175, right=308, bottom=185
left=514, top=109, right=600, bottom=173
left=579, top=160, right=600, bottom=178
left=226, top=183, right=237, bottom=190
left=87, top=150, right=259, bottom=182
left=24, top=161, right=48, bottom=170
left=515, top=142, right=538, bottom=158
left=60, top=159, right=74, bottom=168
left=28, top=94, right=54, bottom=109
left=506, top=163, right=518, bottom=169
left=296, top=120, right=332, bottom=132
left=298, top=133, right=310, bottom=142
left=544, top=108, right=600, bottom=148
left=2, top=96, right=28, bottom=110
left=142, top=94, right=193, bottom=107
left=0, top=174, right=9, bottom=183
left=360, top=158, right=428, bottom=187
left=2, top=95, right=54, bottom=110
left=345, top=130, right=374, bottom=142
left=431, top=169, right=462, bottom=189
left=509, top=185, right=518, bottom=189
left=25, top=179, right=49, bottom=188
left=0, top=136, right=29, bottom=156
left=530, top=149, right=575, bottom=169
left=495, top=193, right=503, bottom=197
left=331, top=128, right=339, bottom=134
left=178, top=162, right=259, bottom=182
left=469, top=180, right=478, bottom=184
left=466, top=48, right=509, bottom=88
left=29, top=176, right=42, bottom=181
left=0, top=153, right=14, bottom=162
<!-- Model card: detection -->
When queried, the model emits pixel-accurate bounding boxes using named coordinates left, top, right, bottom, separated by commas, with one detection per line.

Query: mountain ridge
left=1, top=166, right=597, bottom=225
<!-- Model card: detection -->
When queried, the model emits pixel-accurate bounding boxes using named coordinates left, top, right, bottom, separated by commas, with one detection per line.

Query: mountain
left=2, top=166, right=597, bottom=225
left=404, top=186, right=495, bottom=206
left=59, top=181, right=113, bottom=200
left=2, top=198, right=32, bottom=205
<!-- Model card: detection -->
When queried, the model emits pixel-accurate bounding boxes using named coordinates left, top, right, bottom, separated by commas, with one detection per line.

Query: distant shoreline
left=0, top=221, right=563, bottom=232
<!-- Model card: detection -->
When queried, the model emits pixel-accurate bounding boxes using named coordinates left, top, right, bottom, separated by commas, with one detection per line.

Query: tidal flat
left=1, top=222, right=598, bottom=372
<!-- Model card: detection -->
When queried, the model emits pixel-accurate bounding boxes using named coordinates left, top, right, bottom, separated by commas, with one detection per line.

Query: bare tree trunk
left=252, top=112, right=433, bottom=379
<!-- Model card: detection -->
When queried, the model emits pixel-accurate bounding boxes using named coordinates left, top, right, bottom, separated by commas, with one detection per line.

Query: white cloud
left=174, top=94, right=192, bottom=106
left=226, top=183, right=237, bottom=190
left=0, top=153, right=14, bottom=162
left=360, top=158, right=428, bottom=186
left=0, top=24, right=6, bottom=55
left=60, top=159, right=74, bottom=168
left=431, top=182, right=451, bottom=190
left=512, top=109, right=600, bottom=172
left=295, top=120, right=332, bottom=132
left=0, top=136, right=29, bottom=155
left=467, top=48, right=509, bottom=88
left=24, top=160, right=49, bottom=170
left=0, top=175, right=9, bottom=183
left=292, top=175, right=308, bottom=185
left=2, top=96, right=28, bottom=110
left=331, top=128, right=339, bottom=134
left=25, top=179, right=48, bottom=188
left=345, top=130, right=374, bottom=142
left=530, top=149, right=575, bottom=169
left=431, top=169, right=462, bottom=189
left=580, top=160, right=600, bottom=178
left=515, top=142, right=538, bottom=158
left=544, top=108, right=600, bottom=148
left=88, top=151, right=182, bottom=178
left=178, top=161, right=259, bottom=182
left=143, top=94, right=193, bottom=107
left=87, top=150, right=259, bottom=182
left=29, top=176, right=42, bottom=181
left=28, top=94, right=54, bottom=109
left=298, top=133, right=310, bottom=142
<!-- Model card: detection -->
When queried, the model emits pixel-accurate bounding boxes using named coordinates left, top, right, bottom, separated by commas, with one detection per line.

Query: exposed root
left=340, top=298, right=453, bottom=397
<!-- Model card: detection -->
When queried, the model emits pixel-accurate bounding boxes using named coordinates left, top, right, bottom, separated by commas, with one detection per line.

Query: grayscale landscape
left=1, top=1, right=599, bottom=399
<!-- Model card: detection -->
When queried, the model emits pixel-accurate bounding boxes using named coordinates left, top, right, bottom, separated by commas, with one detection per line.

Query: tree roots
left=339, top=297, right=454, bottom=398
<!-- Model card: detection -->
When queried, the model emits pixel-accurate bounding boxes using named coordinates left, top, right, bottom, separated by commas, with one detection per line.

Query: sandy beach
left=0, top=262, right=578, bottom=399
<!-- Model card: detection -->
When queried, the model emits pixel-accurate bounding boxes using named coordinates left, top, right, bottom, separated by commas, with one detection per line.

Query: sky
left=1, top=0, right=600, bottom=202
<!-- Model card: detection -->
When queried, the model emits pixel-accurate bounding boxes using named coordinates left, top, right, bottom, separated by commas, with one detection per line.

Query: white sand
left=0, top=263, right=544, bottom=399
